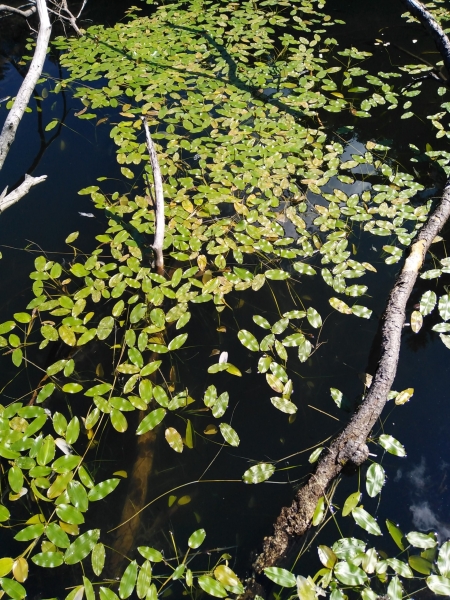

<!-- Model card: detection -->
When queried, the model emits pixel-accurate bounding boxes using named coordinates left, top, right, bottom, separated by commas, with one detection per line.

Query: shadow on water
left=1, top=0, right=450, bottom=597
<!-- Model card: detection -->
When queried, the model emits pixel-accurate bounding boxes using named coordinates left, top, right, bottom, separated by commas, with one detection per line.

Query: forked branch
left=0, top=3, right=36, bottom=18
left=0, top=174, right=47, bottom=213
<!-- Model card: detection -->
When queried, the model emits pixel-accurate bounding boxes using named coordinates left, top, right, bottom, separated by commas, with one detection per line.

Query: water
left=0, top=0, right=450, bottom=597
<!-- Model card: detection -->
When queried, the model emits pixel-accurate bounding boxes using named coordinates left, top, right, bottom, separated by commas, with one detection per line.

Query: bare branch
left=48, top=0, right=83, bottom=35
left=142, top=118, right=165, bottom=274
left=0, top=3, right=36, bottom=18
left=0, top=0, right=51, bottom=172
left=0, top=174, right=47, bottom=213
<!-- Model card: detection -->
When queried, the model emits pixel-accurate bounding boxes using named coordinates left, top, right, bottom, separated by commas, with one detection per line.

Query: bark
left=0, top=0, right=51, bottom=172
left=142, top=118, right=165, bottom=274
left=249, top=182, right=450, bottom=577
left=48, top=0, right=83, bottom=36
left=245, top=1, right=450, bottom=583
left=0, top=4, right=36, bottom=18
left=0, top=174, right=47, bottom=212
left=401, top=0, right=450, bottom=77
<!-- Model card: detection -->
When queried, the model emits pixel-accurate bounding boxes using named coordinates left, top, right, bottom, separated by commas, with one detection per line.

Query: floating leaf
left=65, top=231, right=79, bottom=244
left=312, top=496, right=326, bottom=526
left=298, top=339, right=312, bottom=362
left=88, top=479, right=120, bottom=501
left=119, top=561, right=137, bottom=599
left=406, top=531, right=437, bottom=549
left=214, top=565, right=243, bottom=594
left=271, top=396, right=297, bottom=414
left=409, top=555, right=432, bottom=575
left=352, top=305, right=372, bottom=319
left=197, top=575, right=228, bottom=598
left=306, top=307, right=322, bottom=328
left=0, top=578, right=26, bottom=599
left=427, top=575, right=450, bottom=595
left=62, top=383, right=83, bottom=394
left=92, top=543, right=105, bottom=576
left=136, top=409, right=166, bottom=435
left=410, top=311, right=423, bottom=333
left=352, top=507, right=381, bottom=535
left=263, top=567, right=296, bottom=588
left=378, top=434, right=406, bottom=457
left=242, top=463, right=275, bottom=484
left=65, top=529, right=100, bottom=565
left=318, top=546, right=337, bottom=569
left=334, top=562, right=367, bottom=585
left=168, top=333, right=188, bottom=351
left=237, top=330, right=259, bottom=351
left=265, top=269, right=289, bottom=280
left=308, top=447, right=324, bottom=464
left=165, top=427, right=183, bottom=453
left=386, top=520, right=406, bottom=551
left=438, top=541, right=450, bottom=577
left=387, top=575, right=402, bottom=600
left=366, top=463, right=385, bottom=497
left=219, top=423, right=240, bottom=447
left=395, top=388, right=414, bottom=405
left=31, top=552, right=64, bottom=568
left=420, top=290, right=437, bottom=315
left=329, top=297, right=352, bottom=314
left=188, top=529, right=206, bottom=549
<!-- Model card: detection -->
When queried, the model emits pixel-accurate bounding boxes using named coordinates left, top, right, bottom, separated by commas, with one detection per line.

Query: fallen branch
left=0, top=0, right=51, bottom=172
left=0, top=3, right=36, bottom=18
left=142, top=117, right=165, bottom=274
left=401, top=0, right=450, bottom=76
left=244, top=0, right=450, bottom=586
left=0, top=174, right=47, bottom=213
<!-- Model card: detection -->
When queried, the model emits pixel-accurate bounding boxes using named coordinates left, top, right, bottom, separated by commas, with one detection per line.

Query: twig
left=0, top=174, right=47, bottom=213
left=48, top=0, right=83, bottom=35
left=0, top=0, right=51, bottom=171
left=0, top=3, right=36, bottom=18
left=141, top=117, right=165, bottom=274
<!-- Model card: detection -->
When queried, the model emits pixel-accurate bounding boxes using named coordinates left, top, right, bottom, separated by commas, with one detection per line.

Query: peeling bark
left=0, top=174, right=47, bottom=212
left=0, top=4, right=36, bottom=18
left=0, top=0, right=51, bottom=172
left=142, top=117, right=165, bottom=274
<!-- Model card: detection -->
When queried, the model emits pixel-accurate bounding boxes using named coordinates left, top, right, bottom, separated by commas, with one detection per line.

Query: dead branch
left=0, top=174, right=47, bottom=212
left=243, top=0, right=450, bottom=589
left=142, top=117, right=165, bottom=274
left=0, top=3, right=36, bottom=18
left=0, top=0, right=51, bottom=172
left=48, top=0, right=83, bottom=36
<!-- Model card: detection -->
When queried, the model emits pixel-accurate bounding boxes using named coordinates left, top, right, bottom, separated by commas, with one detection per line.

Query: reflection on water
left=0, top=0, right=450, bottom=595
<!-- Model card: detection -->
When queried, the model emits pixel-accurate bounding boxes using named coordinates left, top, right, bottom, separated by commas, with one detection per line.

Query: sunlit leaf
left=263, top=567, right=296, bottom=588
left=352, top=507, right=382, bottom=535
left=366, top=463, right=385, bottom=497
left=88, top=479, right=120, bottom=501
left=242, top=463, right=275, bottom=484
left=219, top=423, right=240, bottom=446
left=188, top=529, right=206, bottom=549
left=378, top=434, right=406, bottom=457
left=197, top=575, right=228, bottom=598
left=165, top=427, right=183, bottom=452
left=65, top=529, right=100, bottom=565
left=406, top=531, right=437, bottom=549
left=238, top=330, right=259, bottom=351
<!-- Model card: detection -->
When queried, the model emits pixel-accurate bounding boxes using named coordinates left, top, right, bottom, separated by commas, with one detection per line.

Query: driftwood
left=0, top=3, right=36, bottom=18
left=243, top=0, right=450, bottom=588
left=142, top=117, right=165, bottom=274
left=0, top=0, right=51, bottom=172
left=0, top=174, right=47, bottom=212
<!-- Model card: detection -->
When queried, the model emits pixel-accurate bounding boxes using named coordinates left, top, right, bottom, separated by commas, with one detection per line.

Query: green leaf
left=387, top=575, right=402, bottom=600
left=438, top=541, right=450, bottom=577
left=352, top=507, right=382, bottom=535
left=0, top=578, right=27, bottom=599
left=88, top=479, right=120, bottom=501
left=46, top=523, right=70, bottom=548
left=366, top=463, right=385, bottom=497
left=219, top=423, right=240, bottom=447
left=342, top=492, right=361, bottom=517
left=31, top=552, right=64, bottom=568
left=188, top=528, right=206, bottom=549
left=318, top=546, right=337, bottom=569
left=298, top=339, right=312, bottom=362
left=387, top=558, right=413, bottom=578
left=420, top=290, right=437, bottom=315
left=137, top=547, right=163, bottom=562
left=334, top=562, right=367, bottom=585
left=136, top=409, right=166, bottom=435
left=165, top=427, right=183, bottom=452
left=121, top=167, right=134, bottom=179
left=406, top=531, right=437, bottom=549
left=14, top=523, right=45, bottom=541
left=62, top=383, right=83, bottom=394
left=270, top=396, right=297, bottom=414
left=282, top=333, right=305, bottom=347
left=119, top=561, right=138, bottom=599
left=168, top=333, right=188, bottom=351
left=65, top=529, right=100, bottom=565
left=110, top=409, right=128, bottom=432
left=352, top=305, right=372, bottom=319
left=92, top=543, right=105, bottom=576
left=45, top=119, right=59, bottom=131
left=242, top=463, right=275, bottom=484
left=312, top=496, right=326, bottom=526
left=263, top=567, right=296, bottom=588
left=427, top=575, right=450, bottom=595
left=237, top=330, right=259, bottom=351
left=65, top=231, right=79, bottom=244
left=306, top=307, right=322, bottom=328
left=253, top=315, right=271, bottom=329
left=130, top=303, right=146, bottom=324
left=14, top=312, right=31, bottom=324
left=197, top=575, right=228, bottom=598
left=0, top=321, right=15, bottom=335
left=97, top=316, right=114, bottom=341
left=409, top=555, right=432, bottom=575
left=0, top=505, right=10, bottom=522
left=140, top=361, right=161, bottom=377
left=386, top=520, right=406, bottom=551
left=136, top=561, right=152, bottom=599
left=293, top=262, right=316, bottom=275
left=265, top=269, right=290, bottom=280
left=308, top=447, right=324, bottom=464
left=378, top=434, right=406, bottom=457
left=56, top=504, right=85, bottom=525
left=100, top=587, right=119, bottom=600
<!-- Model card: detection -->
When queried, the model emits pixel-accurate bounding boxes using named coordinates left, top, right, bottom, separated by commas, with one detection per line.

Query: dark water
left=0, top=0, right=449, bottom=596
